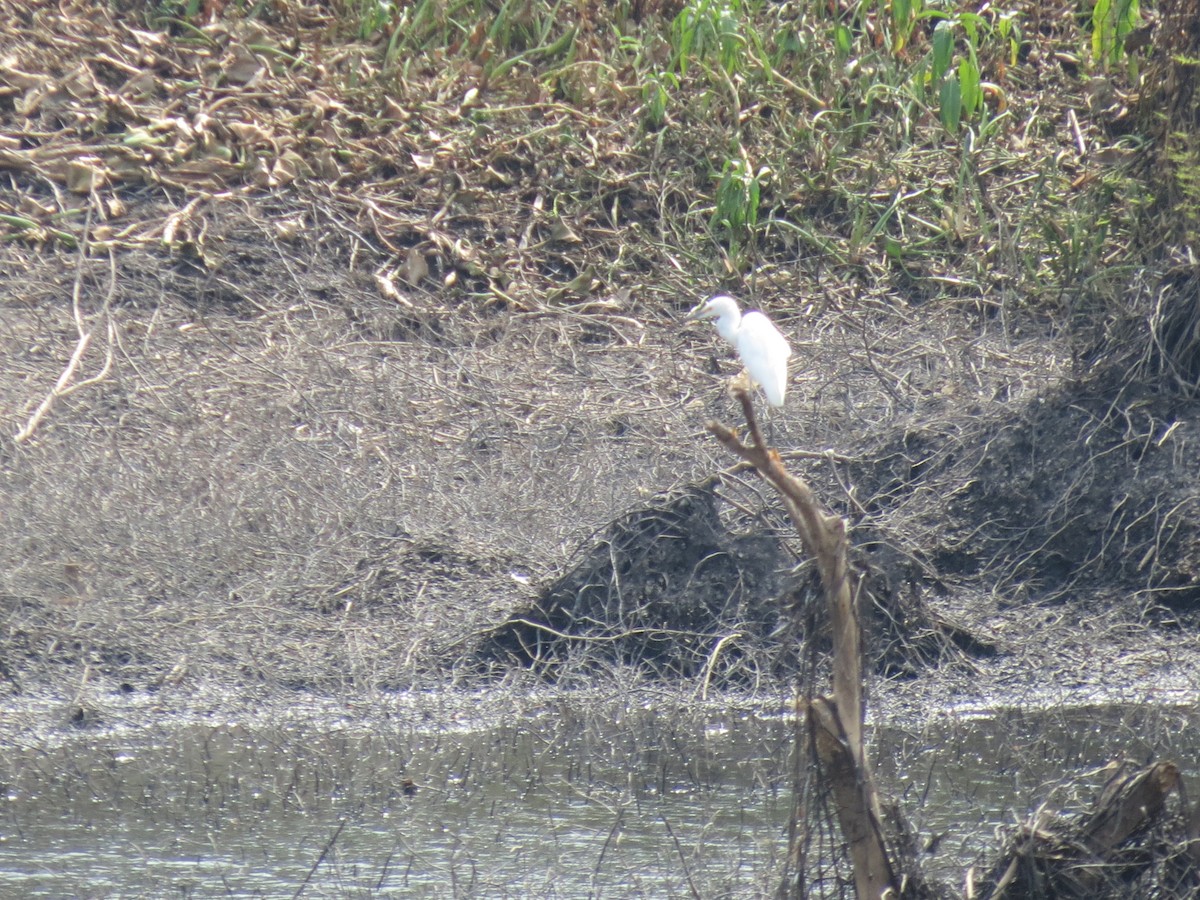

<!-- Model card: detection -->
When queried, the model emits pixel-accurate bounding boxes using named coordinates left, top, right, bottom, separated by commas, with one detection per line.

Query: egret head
left=685, top=294, right=740, bottom=323
left=685, top=295, right=742, bottom=345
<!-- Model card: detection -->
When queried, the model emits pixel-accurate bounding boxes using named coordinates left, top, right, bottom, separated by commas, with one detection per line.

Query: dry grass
left=1, top=0, right=1196, bottom=699
left=0, top=209, right=1077, bottom=696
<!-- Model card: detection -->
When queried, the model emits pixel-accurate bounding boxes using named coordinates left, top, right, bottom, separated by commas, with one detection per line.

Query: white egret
left=686, top=295, right=792, bottom=407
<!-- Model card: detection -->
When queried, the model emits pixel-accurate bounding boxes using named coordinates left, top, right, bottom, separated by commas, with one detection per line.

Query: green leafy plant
left=1092, top=0, right=1141, bottom=69
left=671, top=0, right=747, bottom=76
left=939, top=73, right=963, bottom=132
left=889, top=0, right=923, bottom=54
left=713, top=155, right=767, bottom=249
left=353, top=0, right=396, bottom=41
left=833, top=22, right=854, bottom=58
left=1165, top=131, right=1200, bottom=245
left=926, top=11, right=1010, bottom=131
left=641, top=71, right=678, bottom=130
left=995, top=10, right=1021, bottom=67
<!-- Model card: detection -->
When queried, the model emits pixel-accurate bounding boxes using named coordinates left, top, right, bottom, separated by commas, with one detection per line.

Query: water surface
left=0, top=694, right=1194, bottom=897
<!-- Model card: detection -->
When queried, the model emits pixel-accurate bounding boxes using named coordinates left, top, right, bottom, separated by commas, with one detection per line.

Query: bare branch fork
left=706, top=387, right=898, bottom=899
left=14, top=205, right=116, bottom=444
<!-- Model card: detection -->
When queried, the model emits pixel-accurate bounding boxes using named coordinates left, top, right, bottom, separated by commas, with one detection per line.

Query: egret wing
left=737, top=311, right=791, bottom=407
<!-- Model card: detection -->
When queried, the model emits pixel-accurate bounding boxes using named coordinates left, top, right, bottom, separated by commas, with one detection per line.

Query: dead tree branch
left=706, top=386, right=897, bottom=899
left=15, top=209, right=115, bottom=444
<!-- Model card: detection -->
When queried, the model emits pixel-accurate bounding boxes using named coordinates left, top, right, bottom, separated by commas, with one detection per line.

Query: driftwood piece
left=706, top=388, right=898, bottom=899
left=977, top=760, right=1189, bottom=899
left=1085, top=760, right=1179, bottom=853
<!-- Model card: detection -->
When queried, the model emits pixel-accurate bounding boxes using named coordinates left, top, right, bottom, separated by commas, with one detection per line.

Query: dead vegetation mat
left=2, top=0, right=1200, bottom=703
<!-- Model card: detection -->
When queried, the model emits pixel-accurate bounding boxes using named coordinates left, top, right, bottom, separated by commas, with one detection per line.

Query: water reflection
left=0, top=698, right=1194, bottom=896
left=0, top=699, right=794, bottom=896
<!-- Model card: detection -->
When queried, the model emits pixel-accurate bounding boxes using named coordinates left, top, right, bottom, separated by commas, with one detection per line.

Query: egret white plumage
left=686, top=295, right=792, bottom=407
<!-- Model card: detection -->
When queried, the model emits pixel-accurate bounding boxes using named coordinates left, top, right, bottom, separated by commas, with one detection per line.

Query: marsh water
left=0, top=694, right=1195, bottom=897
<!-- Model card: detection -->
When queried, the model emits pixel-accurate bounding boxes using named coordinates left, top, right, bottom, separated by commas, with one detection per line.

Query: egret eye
left=686, top=295, right=792, bottom=408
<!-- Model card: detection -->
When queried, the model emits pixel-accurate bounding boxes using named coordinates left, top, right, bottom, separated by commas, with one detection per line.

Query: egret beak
left=684, top=302, right=710, bottom=322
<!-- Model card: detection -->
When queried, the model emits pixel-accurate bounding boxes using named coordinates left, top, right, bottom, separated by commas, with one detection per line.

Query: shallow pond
left=0, top=694, right=1195, bottom=897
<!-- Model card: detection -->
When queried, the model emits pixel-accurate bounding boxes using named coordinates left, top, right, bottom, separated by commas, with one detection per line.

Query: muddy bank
left=2, top=1, right=1199, bottom=706
left=4, top=204, right=1200, bottom=706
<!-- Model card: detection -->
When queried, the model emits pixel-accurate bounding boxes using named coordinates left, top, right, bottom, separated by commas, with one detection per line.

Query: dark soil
left=2, top=0, right=1200, bottom=711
